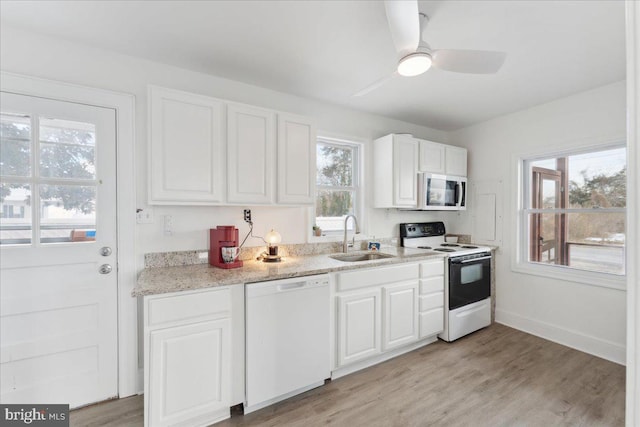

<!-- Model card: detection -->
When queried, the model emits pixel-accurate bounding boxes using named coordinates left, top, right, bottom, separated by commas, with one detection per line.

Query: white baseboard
left=495, top=308, right=626, bottom=365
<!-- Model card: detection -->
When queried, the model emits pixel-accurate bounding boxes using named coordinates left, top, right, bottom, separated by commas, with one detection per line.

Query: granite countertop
left=134, top=247, right=446, bottom=297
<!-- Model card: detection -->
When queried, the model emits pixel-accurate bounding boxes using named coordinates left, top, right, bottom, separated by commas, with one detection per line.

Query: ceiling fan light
left=397, top=52, right=432, bottom=77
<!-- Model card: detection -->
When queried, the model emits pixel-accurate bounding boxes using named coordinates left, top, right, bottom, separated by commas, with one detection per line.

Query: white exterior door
left=0, top=92, right=118, bottom=408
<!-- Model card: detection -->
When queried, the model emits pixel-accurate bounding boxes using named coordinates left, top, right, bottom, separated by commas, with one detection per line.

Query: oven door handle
left=453, top=256, right=492, bottom=264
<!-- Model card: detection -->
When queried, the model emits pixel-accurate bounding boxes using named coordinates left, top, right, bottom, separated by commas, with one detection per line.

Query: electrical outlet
left=244, top=209, right=252, bottom=223
left=163, top=215, right=173, bottom=236
left=136, top=208, right=154, bottom=224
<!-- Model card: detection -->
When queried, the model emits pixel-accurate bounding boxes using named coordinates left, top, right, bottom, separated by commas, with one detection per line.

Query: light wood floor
left=70, top=324, right=625, bottom=427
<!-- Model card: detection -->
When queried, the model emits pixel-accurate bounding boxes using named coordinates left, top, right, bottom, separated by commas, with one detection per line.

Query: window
left=314, top=138, right=361, bottom=234
left=520, top=145, right=626, bottom=278
left=0, top=112, right=97, bottom=245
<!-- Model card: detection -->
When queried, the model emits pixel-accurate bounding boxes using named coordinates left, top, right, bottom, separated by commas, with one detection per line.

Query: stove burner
left=441, top=243, right=460, bottom=247
left=417, top=246, right=432, bottom=250
left=434, top=248, right=456, bottom=252
left=461, top=245, right=478, bottom=249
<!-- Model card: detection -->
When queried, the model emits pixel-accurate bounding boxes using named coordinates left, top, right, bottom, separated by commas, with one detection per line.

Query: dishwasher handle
left=278, top=282, right=306, bottom=292
left=246, top=275, right=329, bottom=298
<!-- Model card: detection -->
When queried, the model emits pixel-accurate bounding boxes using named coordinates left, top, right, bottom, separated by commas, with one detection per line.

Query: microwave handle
left=454, top=182, right=460, bottom=206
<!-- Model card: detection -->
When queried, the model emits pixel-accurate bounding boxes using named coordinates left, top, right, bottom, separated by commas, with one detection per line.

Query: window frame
left=310, top=135, right=364, bottom=240
left=511, top=139, right=627, bottom=290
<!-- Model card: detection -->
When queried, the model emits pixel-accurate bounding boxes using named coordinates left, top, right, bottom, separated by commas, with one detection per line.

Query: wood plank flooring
left=70, top=324, right=625, bottom=427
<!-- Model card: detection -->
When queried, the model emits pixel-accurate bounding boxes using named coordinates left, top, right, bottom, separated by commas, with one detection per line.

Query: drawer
left=419, top=292, right=444, bottom=311
left=336, top=263, right=419, bottom=292
left=147, top=287, right=230, bottom=327
left=419, top=276, right=444, bottom=294
left=419, top=308, right=444, bottom=339
left=419, top=259, right=444, bottom=278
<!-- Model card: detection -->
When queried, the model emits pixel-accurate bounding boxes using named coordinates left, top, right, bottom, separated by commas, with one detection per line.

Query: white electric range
left=400, top=222, right=492, bottom=342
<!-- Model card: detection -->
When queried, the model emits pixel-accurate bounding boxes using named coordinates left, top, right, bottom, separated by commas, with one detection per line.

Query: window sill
left=511, top=261, right=626, bottom=291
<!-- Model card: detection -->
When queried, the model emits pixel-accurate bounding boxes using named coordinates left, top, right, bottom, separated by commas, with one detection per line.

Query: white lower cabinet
left=144, top=287, right=234, bottom=427
left=148, top=319, right=230, bottom=427
left=418, top=259, right=445, bottom=339
left=334, top=261, right=442, bottom=372
left=382, top=281, right=419, bottom=351
left=337, top=289, right=382, bottom=366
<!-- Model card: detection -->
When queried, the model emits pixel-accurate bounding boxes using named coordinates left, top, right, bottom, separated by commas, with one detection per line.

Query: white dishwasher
left=245, top=274, right=330, bottom=413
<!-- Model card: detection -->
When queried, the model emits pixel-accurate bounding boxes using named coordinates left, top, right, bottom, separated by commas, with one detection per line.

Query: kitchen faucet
left=343, top=214, right=360, bottom=253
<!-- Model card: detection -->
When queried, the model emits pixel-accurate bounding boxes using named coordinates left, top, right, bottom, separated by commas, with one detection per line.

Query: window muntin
left=315, top=139, right=360, bottom=234
left=522, top=146, right=626, bottom=276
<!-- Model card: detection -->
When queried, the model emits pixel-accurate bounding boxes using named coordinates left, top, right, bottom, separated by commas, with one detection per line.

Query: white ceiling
left=0, top=0, right=626, bottom=131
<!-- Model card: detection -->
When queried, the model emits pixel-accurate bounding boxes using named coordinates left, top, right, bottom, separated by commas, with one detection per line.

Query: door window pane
left=0, top=112, right=31, bottom=177
left=39, top=118, right=96, bottom=179
left=0, top=185, right=32, bottom=245
left=541, top=178, right=558, bottom=208
left=39, top=185, right=96, bottom=244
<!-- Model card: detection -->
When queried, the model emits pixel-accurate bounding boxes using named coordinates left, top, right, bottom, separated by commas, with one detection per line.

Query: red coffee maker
left=209, top=226, right=243, bottom=269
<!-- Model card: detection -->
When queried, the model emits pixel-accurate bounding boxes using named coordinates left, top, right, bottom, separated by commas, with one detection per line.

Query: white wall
left=0, top=25, right=460, bottom=268
left=449, top=81, right=627, bottom=363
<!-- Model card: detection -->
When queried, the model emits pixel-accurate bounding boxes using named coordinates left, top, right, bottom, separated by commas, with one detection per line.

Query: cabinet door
left=418, top=139, right=446, bottom=174
left=277, top=113, right=316, bottom=204
left=227, top=104, right=275, bottom=204
left=148, top=319, right=230, bottom=427
left=393, top=135, right=419, bottom=207
left=337, top=289, right=382, bottom=367
left=149, top=86, right=224, bottom=204
left=419, top=308, right=444, bottom=339
left=382, top=281, right=419, bottom=351
left=445, top=145, right=468, bottom=177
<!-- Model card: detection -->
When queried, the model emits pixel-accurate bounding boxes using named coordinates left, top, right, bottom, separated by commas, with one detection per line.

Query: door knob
left=99, top=264, right=113, bottom=274
left=100, top=247, right=112, bottom=256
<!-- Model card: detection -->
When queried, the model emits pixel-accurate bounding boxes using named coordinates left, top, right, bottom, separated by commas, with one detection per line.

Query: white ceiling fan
left=353, top=0, right=506, bottom=97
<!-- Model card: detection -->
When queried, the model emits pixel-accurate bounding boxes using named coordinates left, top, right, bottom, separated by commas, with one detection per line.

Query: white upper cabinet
left=227, top=104, right=276, bottom=204
left=445, top=145, right=468, bottom=177
left=148, top=86, right=315, bottom=206
left=418, top=139, right=446, bottom=174
left=149, top=86, right=224, bottom=204
left=373, top=134, right=418, bottom=208
left=277, top=113, right=316, bottom=204
left=418, top=139, right=467, bottom=177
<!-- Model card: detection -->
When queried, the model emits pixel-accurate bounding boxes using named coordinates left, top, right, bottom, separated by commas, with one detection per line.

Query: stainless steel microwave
left=418, top=173, right=467, bottom=210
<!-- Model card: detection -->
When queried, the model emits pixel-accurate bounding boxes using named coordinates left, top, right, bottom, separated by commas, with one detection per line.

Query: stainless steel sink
left=330, top=252, right=395, bottom=262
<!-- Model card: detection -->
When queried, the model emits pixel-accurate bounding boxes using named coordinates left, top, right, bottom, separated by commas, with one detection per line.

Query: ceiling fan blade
left=352, top=72, right=398, bottom=97
left=432, top=49, right=507, bottom=74
left=384, top=0, right=420, bottom=56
